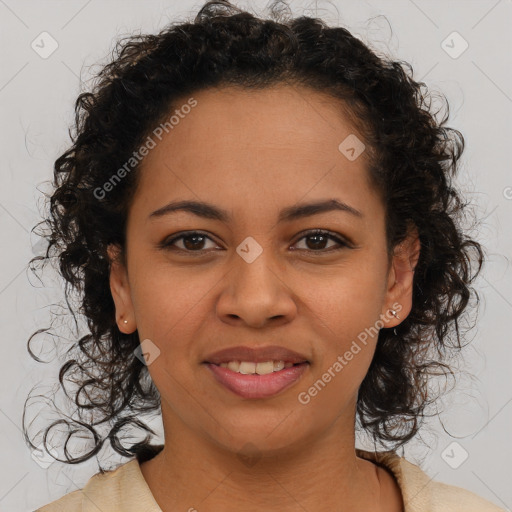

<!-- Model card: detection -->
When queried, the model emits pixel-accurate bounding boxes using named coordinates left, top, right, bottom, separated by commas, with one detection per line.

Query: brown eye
left=159, top=231, right=219, bottom=252
left=158, top=229, right=350, bottom=255
left=291, top=229, right=349, bottom=253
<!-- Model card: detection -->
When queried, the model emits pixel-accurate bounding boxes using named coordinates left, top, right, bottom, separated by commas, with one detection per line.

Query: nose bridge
left=216, top=235, right=296, bottom=326
left=232, top=234, right=282, bottom=294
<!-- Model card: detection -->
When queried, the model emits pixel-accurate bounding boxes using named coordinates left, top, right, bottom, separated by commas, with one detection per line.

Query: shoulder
left=35, top=458, right=160, bottom=512
left=397, top=456, right=505, bottom=512
left=356, top=449, right=506, bottom=512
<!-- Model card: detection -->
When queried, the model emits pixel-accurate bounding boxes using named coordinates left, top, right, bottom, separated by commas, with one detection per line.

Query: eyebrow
left=149, top=198, right=363, bottom=223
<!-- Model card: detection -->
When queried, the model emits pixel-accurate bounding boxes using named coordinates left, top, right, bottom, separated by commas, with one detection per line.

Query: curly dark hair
left=23, top=0, right=484, bottom=467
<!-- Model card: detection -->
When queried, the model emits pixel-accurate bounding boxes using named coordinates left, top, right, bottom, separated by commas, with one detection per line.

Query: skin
left=108, top=84, right=420, bottom=511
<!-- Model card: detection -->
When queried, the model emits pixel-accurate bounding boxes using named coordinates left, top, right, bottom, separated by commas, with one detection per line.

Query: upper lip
left=203, top=345, right=310, bottom=365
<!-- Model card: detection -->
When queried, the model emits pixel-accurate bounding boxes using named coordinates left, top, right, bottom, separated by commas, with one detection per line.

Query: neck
left=139, top=411, right=389, bottom=511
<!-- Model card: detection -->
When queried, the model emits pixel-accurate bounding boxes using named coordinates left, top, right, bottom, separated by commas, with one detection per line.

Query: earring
left=123, top=319, right=128, bottom=324
left=389, top=309, right=401, bottom=320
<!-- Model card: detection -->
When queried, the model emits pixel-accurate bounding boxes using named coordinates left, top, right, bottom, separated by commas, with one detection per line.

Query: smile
left=204, top=361, right=309, bottom=399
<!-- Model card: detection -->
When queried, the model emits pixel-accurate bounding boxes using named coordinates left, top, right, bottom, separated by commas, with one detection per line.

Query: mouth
left=203, top=360, right=310, bottom=399
left=202, top=345, right=310, bottom=399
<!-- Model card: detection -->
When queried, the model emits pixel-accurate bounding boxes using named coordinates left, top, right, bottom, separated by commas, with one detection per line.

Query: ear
left=381, top=224, right=421, bottom=328
left=107, top=243, right=136, bottom=334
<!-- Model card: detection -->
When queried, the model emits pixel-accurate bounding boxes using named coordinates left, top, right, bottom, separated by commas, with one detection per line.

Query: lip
left=205, top=362, right=309, bottom=399
left=203, top=345, right=309, bottom=365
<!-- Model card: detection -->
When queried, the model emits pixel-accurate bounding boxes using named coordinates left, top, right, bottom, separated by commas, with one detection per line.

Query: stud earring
left=123, top=319, right=128, bottom=324
left=389, top=309, right=401, bottom=320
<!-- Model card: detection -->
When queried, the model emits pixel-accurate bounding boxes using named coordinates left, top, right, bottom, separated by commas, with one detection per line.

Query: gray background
left=0, top=0, right=510, bottom=510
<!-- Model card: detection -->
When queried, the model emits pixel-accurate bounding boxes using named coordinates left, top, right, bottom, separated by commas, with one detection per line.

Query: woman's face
left=109, top=84, right=418, bottom=456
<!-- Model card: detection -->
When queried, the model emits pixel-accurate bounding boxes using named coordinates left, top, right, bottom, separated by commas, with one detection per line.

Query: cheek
left=297, top=286, right=380, bottom=413
left=292, top=256, right=387, bottom=393
left=130, top=258, right=218, bottom=338
left=297, top=260, right=388, bottom=335
left=130, top=265, right=212, bottom=409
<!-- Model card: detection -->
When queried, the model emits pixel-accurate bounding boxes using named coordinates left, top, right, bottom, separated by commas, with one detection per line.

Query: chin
left=207, top=415, right=317, bottom=460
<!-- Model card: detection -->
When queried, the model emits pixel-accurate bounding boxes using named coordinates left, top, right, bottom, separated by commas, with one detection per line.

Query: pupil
left=307, top=234, right=326, bottom=250
left=184, top=235, right=204, bottom=250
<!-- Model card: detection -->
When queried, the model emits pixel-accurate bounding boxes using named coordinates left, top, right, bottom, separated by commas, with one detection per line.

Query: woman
left=28, top=1, right=504, bottom=510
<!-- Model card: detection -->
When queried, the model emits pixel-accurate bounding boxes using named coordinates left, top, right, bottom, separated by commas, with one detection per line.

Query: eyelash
left=158, top=229, right=351, bottom=255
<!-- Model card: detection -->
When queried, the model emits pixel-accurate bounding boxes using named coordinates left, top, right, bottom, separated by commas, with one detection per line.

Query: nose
left=215, top=248, right=298, bottom=329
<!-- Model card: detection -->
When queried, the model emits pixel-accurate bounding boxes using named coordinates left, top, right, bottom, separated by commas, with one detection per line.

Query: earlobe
left=107, top=243, right=135, bottom=333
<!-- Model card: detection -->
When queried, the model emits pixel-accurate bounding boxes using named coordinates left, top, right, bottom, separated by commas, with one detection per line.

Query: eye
left=158, top=231, right=220, bottom=253
left=159, top=229, right=351, bottom=255
left=291, top=229, right=349, bottom=253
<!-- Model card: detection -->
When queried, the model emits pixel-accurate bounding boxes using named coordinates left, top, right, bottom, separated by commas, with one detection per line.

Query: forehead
left=169, top=84, right=361, bottom=151
left=132, top=84, right=380, bottom=224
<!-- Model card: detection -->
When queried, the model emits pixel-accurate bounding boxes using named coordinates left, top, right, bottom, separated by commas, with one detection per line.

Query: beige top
left=36, top=448, right=505, bottom=511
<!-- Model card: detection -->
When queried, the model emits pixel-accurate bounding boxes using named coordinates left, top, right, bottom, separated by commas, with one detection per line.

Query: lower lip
left=205, top=363, right=309, bottom=399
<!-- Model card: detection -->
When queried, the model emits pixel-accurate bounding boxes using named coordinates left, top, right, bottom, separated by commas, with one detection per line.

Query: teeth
left=226, top=361, right=239, bottom=372
left=218, top=360, right=297, bottom=374
left=239, top=361, right=256, bottom=374
left=255, top=361, right=274, bottom=375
